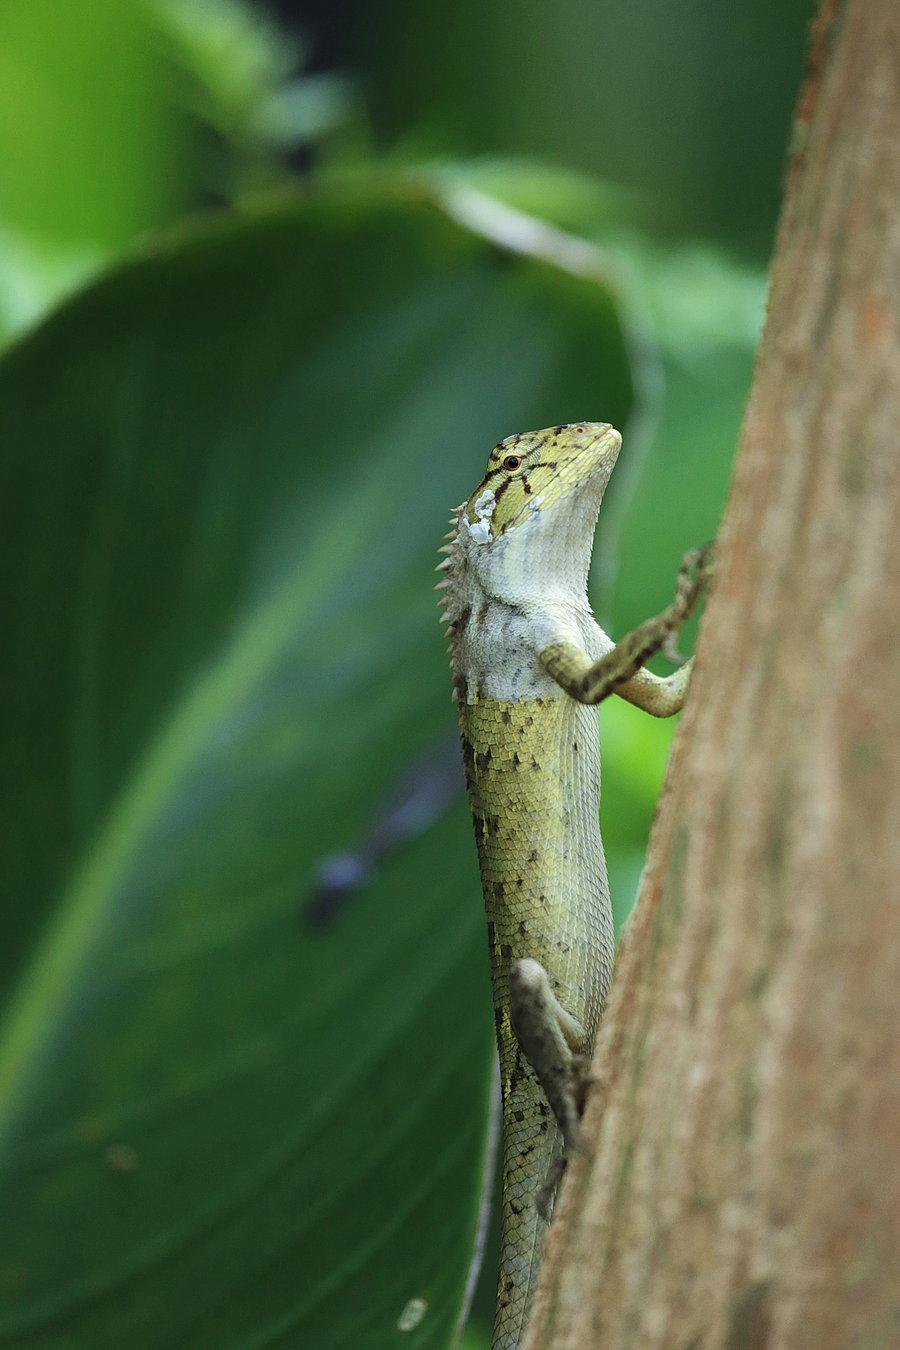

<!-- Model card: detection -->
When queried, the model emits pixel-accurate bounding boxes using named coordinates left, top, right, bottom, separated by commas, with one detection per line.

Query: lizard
left=436, top=422, right=709, bottom=1350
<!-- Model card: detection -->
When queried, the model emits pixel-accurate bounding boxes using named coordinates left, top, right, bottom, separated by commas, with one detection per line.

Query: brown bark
left=523, top=2, right=900, bottom=1348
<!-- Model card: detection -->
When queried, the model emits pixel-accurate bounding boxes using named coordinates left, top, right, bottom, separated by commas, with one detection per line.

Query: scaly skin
left=437, top=423, right=706, bottom=1349
left=462, top=695, right=610, bottom=1345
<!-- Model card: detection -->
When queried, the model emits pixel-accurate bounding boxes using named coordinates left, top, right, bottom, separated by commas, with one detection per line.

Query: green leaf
left=0, top=185, right=633, bottom=1348
left=0, top=0, right=188, bottom=342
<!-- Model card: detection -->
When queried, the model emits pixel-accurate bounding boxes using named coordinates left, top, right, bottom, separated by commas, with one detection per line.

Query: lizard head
left=461, top=422, right=621, bottom=548
left=437, top=421, right=622, bottom=656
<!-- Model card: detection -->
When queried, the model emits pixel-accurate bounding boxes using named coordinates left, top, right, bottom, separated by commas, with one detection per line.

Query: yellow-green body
left=438, top=423, right=702, bottom=1349
left=461, top=695, right=612, bottom=1341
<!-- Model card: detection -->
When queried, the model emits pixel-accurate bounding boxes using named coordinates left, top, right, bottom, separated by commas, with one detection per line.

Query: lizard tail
left=491, top=1083, right=562, bottom=1350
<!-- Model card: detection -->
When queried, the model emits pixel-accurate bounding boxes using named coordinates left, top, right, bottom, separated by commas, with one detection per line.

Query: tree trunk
left=523, top=1, right=900, bottom=1347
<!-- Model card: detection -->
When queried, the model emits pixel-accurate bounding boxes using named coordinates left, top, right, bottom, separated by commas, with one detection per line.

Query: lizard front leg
left=541, top=543, right=712, bottom=714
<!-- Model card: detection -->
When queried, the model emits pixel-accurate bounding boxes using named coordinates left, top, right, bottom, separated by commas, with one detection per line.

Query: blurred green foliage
left=345, top=0, right=813, bottom=250
left=0, top=1, right=802, bottom=1346
left=0, top=0, right=353, bottom=343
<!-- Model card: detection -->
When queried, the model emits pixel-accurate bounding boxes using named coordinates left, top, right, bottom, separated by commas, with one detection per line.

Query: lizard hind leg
left=508, top=957, right=589, bottom=1204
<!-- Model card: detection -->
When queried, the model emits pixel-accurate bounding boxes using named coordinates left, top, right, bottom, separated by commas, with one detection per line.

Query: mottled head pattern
left=461, top=422, right=621, bottom=546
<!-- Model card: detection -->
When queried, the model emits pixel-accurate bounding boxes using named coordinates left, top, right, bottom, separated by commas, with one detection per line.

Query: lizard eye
left=502, top=454, right=523, bottom=470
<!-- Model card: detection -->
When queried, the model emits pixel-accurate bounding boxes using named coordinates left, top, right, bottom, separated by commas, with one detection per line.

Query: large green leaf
left=0, top=184, right=633, bottom=1348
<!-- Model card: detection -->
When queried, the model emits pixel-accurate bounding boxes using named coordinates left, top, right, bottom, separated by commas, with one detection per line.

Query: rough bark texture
left=523, top=2, right=900, bottom=1348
